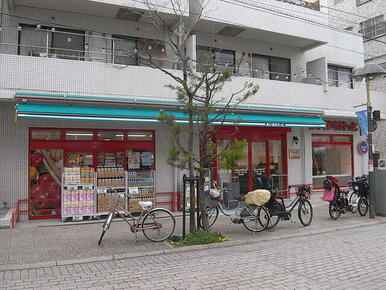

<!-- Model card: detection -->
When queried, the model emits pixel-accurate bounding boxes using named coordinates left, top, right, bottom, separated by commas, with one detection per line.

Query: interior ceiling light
left=116, top=8, right=143, bottom=22
left=217, top=26, right=245, bottom=37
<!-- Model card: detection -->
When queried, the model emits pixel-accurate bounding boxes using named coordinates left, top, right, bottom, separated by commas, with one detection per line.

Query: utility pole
left=365, top=76, right=375, bottom=218
left=353, top=64, right=386, bottom=219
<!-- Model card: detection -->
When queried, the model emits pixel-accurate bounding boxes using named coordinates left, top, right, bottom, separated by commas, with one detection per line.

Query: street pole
left=366, top=77, right=375, bottom=219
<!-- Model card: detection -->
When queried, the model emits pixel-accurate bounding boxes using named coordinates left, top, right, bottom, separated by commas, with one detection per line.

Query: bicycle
left=199, top=186, right=270, bottom=233
left=324, top=176, right=368, bottom=219
left=348, top=176, right=369, bottom=216
left=264, top=185, right=313, bottom=228
left=98, top=188, right=175, bottom=244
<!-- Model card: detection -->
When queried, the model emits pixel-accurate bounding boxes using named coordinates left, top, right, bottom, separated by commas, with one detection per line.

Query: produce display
left=29, top=149, right=63, bottom=216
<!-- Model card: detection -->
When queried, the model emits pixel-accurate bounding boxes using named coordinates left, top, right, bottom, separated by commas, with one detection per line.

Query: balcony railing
left=0, top=27, right=339, bottom=87
left=0, top=28, right=180, bottom=70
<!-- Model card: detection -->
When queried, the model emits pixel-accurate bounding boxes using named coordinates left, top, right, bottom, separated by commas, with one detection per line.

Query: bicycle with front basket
left=98, top=188, right=175, bottom=244
left=264, top=185, right=313, bottom=228
left=199, top=185, right=270, bottom=233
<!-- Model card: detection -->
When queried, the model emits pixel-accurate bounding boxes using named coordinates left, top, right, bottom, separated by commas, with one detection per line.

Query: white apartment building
left=325, top=0, right=386, bottom=157
left=0, top=0, right=385, bottom=220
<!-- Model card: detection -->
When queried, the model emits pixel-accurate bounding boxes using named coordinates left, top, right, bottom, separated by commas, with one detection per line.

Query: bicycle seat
left=139, top=201, right=153, bottom=210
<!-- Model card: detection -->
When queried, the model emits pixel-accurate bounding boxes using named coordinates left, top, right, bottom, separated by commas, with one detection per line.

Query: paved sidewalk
left=1, top=194, right=385, bottom=271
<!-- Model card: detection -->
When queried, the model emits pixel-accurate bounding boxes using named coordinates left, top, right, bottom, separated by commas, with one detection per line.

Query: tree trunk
left=188, top=94, right=196, bottom=233
left=198, top=173, right=209, bottom=231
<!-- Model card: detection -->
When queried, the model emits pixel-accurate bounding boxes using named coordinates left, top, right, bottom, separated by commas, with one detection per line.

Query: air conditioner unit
left=378, top=159, right=386, bottom=170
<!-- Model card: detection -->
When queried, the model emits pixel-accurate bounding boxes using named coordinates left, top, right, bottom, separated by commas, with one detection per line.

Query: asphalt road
left=1, top=222, right=386, bottom=289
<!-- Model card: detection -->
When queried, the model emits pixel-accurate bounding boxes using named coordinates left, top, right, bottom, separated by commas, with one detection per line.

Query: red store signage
left=310, top=121, right=358, bottom=132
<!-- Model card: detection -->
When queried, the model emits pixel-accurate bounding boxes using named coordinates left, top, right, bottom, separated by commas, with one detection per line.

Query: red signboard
left=310, top=121, right=358, bottom=132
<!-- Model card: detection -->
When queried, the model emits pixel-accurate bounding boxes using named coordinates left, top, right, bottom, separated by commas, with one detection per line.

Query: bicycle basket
left=204, top=189, right=222, bottom=201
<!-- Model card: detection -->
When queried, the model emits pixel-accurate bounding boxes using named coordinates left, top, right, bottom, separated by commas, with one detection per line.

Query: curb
left=1, top=219, right=385, bottom=272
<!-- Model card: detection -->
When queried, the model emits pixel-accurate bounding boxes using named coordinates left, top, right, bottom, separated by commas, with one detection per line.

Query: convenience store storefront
left=14, top=102, right=327, bottom=220
left=28, top=127, right=155, bottom=219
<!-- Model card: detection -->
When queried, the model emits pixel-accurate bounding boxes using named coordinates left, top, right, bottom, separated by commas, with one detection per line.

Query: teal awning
left=16, top=103, right=326, bottom=128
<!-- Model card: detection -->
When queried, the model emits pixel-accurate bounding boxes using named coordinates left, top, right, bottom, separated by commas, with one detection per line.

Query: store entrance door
left=215, top=126, right=289, bottom=197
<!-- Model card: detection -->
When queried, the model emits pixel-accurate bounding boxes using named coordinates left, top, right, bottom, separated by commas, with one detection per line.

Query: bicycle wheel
left=329, top=203, right=341, bottom=220
left=298, top=199, right=313, bottom=226
left=358, top=197, right=369, bottom=216
left=98, top=212, right=114, bottom=245
left=349, top=191, right=359, bottom=213
left=242, top=206, right=269, bottom=233
left=199, top=206, right=219, bottom=229
left=266, top=210, right=280, bottom=229
left=142, top=208, right=176, bottom=242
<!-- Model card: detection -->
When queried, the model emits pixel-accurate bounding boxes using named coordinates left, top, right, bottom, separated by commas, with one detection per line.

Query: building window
left=312, top=134, right=353, bottom=177
left=18, top=25, right=85, bottom=60
left=356, top=0, right=372, bottom=6
left=335, top=0, right=345, bottom=4
left=196, top=46, right=235, bottom=73
left=360, top=15, right=385, bottom=40
left=250, top=54, right=291, bottom=81
left=112, top=36, right=138, bottom=65
left=328, top=65, right=353, bottom=88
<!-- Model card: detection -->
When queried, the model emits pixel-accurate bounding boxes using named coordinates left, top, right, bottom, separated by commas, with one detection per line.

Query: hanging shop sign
left=358, top=141, right=368, bottom=154
left=310, top=121, right=358, bottom=132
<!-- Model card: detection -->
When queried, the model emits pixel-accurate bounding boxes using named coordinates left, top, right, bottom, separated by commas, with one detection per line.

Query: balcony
left=194, top=0, right=328, bottom=50
left=12, top=0, right=190, bottom=18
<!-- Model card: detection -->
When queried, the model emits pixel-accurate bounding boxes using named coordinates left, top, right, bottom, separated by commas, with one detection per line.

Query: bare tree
left=138, top=0, right=259, bottom=232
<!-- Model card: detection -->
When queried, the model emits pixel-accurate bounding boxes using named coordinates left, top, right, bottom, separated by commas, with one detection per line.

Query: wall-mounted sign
left=310, top=121, right=358, bottom=132
left=358, top=141, right=368, bottom=154
left=289, top=149, right=301, bottom=159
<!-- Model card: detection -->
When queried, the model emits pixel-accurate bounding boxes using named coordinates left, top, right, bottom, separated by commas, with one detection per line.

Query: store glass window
left=97, top=131, right=124, bottom=141
left=333, top=136, right=352, bottom=142
left=312, top=134, right=352, bottom=176
left=328, top=65, right=353, bottom=88
left=66, top=152, right=93, bottom=167
left=98, top=152, right=123, bottom=167
left=31, top=129, right=61, bottom=140
left=127, top=131, right=153, bottom=141
left=112, top=36, right=137, bottom=65
left=65, top=131, right=93, bottom=140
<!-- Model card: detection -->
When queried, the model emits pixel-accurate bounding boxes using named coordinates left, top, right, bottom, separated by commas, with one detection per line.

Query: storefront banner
left=355, top=110, right=368, bottom=136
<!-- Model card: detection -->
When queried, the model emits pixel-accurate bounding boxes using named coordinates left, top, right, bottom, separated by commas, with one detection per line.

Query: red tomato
left=30, top=152, right=44, bottom=168
left=46, top=181, right=61, bottom=199
left=30, top=184, right=47, bottom=199
left=38, top=174, right=55, bottom=187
